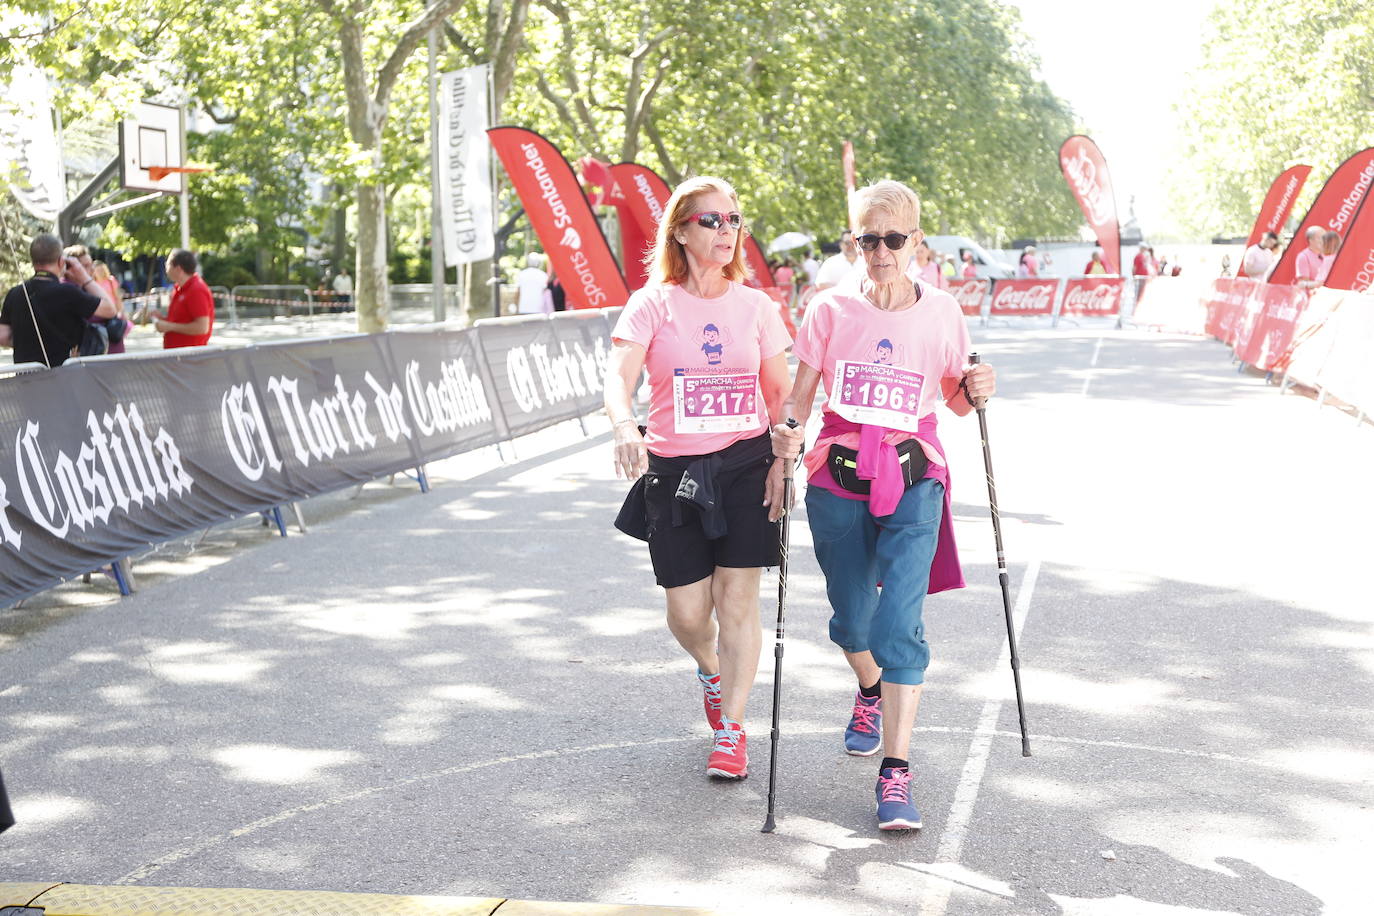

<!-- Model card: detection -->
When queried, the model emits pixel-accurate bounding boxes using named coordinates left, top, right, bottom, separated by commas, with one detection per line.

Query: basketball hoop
left=147, top=165, right=212, bottom=182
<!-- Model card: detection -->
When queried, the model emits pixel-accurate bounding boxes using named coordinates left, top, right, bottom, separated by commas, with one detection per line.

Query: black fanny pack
left=827, top=439, right=929, bottom=495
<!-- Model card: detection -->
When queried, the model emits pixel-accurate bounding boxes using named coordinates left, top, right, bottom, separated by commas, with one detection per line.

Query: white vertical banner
left=0, top=64, right=66, bottom=221
left=439, top=64, right=494, bottom=265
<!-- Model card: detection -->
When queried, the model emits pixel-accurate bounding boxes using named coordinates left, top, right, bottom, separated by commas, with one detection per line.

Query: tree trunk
left=355, top=179, right=389, bottom=333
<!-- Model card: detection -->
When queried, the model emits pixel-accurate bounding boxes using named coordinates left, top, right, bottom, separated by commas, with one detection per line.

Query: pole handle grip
left=966, top=353, right=987, bottom=409
left=780, top=417, right=800, bottom=480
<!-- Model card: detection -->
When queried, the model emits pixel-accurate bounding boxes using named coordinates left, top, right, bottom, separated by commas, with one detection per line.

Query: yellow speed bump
left=0, top=883, right=717, bottom=916
left=0, top=882, right=63, bottom=907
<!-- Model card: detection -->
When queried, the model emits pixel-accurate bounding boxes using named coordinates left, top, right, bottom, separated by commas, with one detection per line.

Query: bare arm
left=604, top=339, right=648, bottom=479
left=0, top=323, right=11, bottom=348
left=155, top=315, right=211, bottom=336
left=942, top=363, right=997, bottom=417
left=759, top=351, right=791, bottom=425
left=780, top=361, right=823, bottom=435
left=64, top=258, right=116, bottom=318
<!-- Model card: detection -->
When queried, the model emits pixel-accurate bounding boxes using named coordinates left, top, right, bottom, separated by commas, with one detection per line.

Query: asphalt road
left=2, top=326, right=1370, bottom=915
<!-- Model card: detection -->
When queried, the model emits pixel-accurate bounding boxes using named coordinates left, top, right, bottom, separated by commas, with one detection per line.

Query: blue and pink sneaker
left=844, top=691, right=882, bottom=756
left=707, top=717, right=748, bottom=779
left=698, top=669, right=723, bottom=731
left=876, top=766, right=922, bottom=830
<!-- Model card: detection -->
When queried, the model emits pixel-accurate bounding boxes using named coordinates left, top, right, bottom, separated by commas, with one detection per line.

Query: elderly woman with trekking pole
left=774, top=180, right=996, bottom=830
left=605, top=176, right=806, bottom=780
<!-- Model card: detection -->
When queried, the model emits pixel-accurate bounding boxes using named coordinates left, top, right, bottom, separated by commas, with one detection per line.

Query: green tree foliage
left=1171, top=0, right=1374, bottom=237
left=6, top=0, right=1081, bottom=329
left=508, top=0, right=1080, bottom=242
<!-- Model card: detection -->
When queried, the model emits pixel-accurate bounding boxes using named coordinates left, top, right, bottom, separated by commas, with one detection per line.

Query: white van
left=924, top=235, right=1015, bottom=279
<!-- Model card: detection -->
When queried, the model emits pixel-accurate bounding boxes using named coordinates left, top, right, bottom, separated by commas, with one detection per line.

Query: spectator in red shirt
left=1132, top=244, right=1157, bottom=277
left=153, top=249, right=214, bottom=348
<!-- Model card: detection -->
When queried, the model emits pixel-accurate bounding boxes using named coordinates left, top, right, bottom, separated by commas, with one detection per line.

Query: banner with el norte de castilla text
left=1269, top=147, right=1374, bottom=286
left=488, top=126, right=630, bottom=310
left=438, top=65, right=495, bottom=265
left=0, top=313, right=618, bottom=606
left=1058, top=135, right=1121, bottom=275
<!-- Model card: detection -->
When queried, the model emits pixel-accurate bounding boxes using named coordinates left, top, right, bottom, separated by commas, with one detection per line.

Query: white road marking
left=1080, top=335, right=1105, bottom=396
left=920, top=557, right=1040, bottom=916
left=114, top=708, right=1280, bottom=885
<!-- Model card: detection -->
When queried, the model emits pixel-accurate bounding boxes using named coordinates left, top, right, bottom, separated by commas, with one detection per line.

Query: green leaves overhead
left=508, top=0, right=1080, bottom=241
left=8, top=0, right=1080, bottom=295
left=1171, top=0, right=1374, bottom=237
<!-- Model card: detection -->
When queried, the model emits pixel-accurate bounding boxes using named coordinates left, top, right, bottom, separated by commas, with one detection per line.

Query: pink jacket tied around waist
left=806, top=412, right=965, bottom=595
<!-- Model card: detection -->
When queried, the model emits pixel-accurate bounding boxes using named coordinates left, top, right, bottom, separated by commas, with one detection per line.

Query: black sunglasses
left=856, top=231, right=917, bottom=252
left=690, top=210, right=743, bottom=231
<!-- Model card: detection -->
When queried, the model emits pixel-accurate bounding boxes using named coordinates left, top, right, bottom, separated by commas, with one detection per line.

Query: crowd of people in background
left=2, top=233, right=218, bottom=367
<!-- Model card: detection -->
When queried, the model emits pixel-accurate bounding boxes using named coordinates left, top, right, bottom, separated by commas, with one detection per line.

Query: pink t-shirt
left=613, top=281, right=792, bottom=458
left=792, top=279, right=971, bottom=477
left=1295, top=247, right=1326, bottom=284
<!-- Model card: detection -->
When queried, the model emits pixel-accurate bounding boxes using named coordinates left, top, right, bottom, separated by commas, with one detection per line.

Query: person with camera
left=775, top=180, right=996, bottom=831
left=0, top=233, right=117, bottom=367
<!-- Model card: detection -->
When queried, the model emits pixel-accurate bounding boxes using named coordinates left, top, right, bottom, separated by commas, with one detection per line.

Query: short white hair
left=850, top=180, right=921, bottom=232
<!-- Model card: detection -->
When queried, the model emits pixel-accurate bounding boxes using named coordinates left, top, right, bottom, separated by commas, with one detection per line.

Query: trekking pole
left=969, top=353, right=1031, bottom=757
left=762, top=418, right=799, bottom=833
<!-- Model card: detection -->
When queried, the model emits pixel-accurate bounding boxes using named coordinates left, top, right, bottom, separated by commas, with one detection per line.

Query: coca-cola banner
left=0, top=314, right=616, bottom=605
left=989, top=278, right=1058, bottom=316
left=947, top=277, right=990, bottom=317
left=1059, top=135, right=1121, bottom=274
left=488, top=126, right=630, bottom=309
left=1269, top=147, right=1374, bottom=285
left=1234, top=284, right=1309, bottom=370
left=1241, top=165, right=1311, bottom=256
left=1060, top=277, right=1124, bottom=317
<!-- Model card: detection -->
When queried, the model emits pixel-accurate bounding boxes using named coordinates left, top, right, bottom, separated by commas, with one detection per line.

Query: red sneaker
left=706, top=718, right=748, bottom=779
left=698, top=669, right=723, bottom=731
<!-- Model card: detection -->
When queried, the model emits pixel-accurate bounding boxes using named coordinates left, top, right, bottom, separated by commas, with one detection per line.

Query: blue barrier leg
left=110, top=559, right=132, bottom=597
left=416, top=466, right=430, bottom=493
left=271, top=506, right=287, bottom=537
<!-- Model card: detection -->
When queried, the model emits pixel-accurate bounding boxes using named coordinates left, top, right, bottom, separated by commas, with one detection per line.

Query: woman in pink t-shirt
left=605, top=176, right=804, bottom=781
left=775, top=180, right=996, bottom=831
left=912, top=239, right=942, bottom=289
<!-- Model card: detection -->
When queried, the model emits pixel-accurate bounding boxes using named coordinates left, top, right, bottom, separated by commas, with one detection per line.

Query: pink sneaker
left=706, top=718, right=748, bottom=779
left=698, top=669, right=723, bottom=731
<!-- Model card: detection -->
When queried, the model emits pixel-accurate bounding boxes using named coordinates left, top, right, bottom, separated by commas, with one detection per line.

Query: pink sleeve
left=611, top=289, right=660, bottom=348
left=758, top=294, right=792, bottom=358
left=792, top=297, right=829, bottom=370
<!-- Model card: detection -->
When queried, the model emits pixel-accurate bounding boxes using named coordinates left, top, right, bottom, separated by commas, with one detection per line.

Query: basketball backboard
left=119, top=100, right=185, bottom=194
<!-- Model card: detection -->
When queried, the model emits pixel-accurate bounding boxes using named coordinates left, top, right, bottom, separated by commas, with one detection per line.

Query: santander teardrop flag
left=608, top=162, right=670, bottom=291
left=1058, top=136, right=1121, bottom=274
left=1269, top=147, right=1374, bottom=286
left=1322, top=188, right=1374, bottom=293
left=488, top=127, right=630, bottom=309
left=1245, top=165, right=1311, bottom=249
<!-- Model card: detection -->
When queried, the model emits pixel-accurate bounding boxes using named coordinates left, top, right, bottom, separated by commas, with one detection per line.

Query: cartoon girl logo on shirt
left=694, top=323, right=734, bottom=365
left=871, top=338, right=906, bottom=365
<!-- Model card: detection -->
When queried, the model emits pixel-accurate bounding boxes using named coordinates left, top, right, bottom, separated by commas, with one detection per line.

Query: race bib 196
left=830, top=360, right=926, bottom=433
left=673, top=370, right=760, bottom=434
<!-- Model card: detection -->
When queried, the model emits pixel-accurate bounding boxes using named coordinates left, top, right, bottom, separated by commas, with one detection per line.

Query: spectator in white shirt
left=1241, top=232, right=1280, bottom=280
left=516, top=254, right=550, bottom=314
